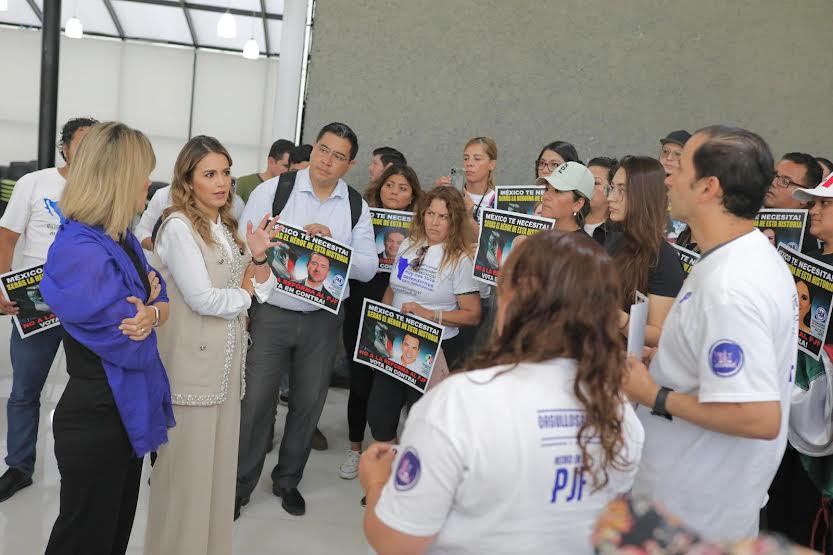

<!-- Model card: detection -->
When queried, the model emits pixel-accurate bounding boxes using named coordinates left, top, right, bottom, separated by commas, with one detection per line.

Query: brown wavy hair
left=364, top=164, right=424, bottom=211
left=611, top=156, right=668, bottom=304
left=464, top=231, right=630, bottom=490
left=162, top=135, right=244, bottom=250
left=404, top=186, right=475, bottom=272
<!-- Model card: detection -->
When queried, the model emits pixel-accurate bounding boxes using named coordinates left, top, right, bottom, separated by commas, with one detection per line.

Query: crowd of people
left=0, top=115, right=829, bottom=555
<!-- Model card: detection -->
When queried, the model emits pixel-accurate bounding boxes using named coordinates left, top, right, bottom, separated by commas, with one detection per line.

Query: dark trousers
left=342, top=277, right=388, bottom=444
left=765, top=446, right=823, bottom=547
left=453, top=295, right=494, bottom=364
left=6, top=323, right=63, bottom=477
left=45, top=378, right=142, bottom=555
left=236, top=304, right=343, bottom=497
left=366, top=333, right=466, bottom=442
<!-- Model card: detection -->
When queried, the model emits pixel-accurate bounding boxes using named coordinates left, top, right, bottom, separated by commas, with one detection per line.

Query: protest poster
left=266, top=222, right=353, bottom=314
left=353, top=299, right=444, bottom=394
left=495, top=186, right=546, bottom=216
left=474, top=208, right=554, bottom=285
left=370, top=208, right=413, bottom=273
left=0, top=265, right=60, bottom=339
left=778, top=245, right=833, bottom=360
left=754, top=209, right=808, bottom=252
left=672, top=244, right=700, bottom=275
left=627, top=291, right=649, bottom=359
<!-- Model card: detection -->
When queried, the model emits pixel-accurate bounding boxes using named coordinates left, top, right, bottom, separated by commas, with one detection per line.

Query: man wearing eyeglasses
left=235, top=122, right=379, bottom=519
left=660, top=130, right=691, bottom=242
left=659, top=130, right=691, bottom=176
left=764, top=152, right=823, bottom=254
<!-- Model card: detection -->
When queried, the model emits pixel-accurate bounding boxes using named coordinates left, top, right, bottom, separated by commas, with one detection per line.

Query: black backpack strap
left=347, top=186, right=362, bottom=230
left=271, top=171, right=298, bottom=218
left=273, top=171, right=362, bottom=230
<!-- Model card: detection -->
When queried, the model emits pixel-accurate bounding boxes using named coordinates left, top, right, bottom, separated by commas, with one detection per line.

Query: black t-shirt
left=801, top=224, right=820, bottom=255
left=606, top=233, right=686, bottom=300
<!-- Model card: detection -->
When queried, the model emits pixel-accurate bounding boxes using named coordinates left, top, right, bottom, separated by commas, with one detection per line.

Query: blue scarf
left=40, top=220, right=175, bottom=457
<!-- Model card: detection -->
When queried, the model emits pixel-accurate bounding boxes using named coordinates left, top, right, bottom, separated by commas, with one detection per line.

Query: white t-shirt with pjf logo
left=632, top=230, right=798, bottom=542
left=388, top=238, right=479, bottom=340
left=374, top=359, right=644, bottom=555
left=0, top=168, right=66, bottom=268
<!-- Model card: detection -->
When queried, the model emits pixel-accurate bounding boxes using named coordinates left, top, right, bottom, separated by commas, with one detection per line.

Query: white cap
left=793, top=172, right=833, bottom=202
left=535, top=161, right=595, bottom=201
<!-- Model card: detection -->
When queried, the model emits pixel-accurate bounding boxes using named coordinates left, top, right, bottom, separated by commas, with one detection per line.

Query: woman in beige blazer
left=145, top=136, right=278, bottom=555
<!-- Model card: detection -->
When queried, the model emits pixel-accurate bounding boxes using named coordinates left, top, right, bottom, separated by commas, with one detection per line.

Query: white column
left=272, top=0, right=307, bottom=142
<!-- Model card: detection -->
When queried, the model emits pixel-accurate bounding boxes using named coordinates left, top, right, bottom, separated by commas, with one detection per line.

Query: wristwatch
left=650, top=386, right=673, bottom=421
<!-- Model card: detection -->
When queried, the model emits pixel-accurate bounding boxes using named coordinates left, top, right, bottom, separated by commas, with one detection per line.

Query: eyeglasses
left=660, top=148, right=683, bottom=160
left=316, top=143, right=348, bottom=163
left=772, top=174, right=803, bottom=189
left=408, top=245, right=429, bottom=272
left=536, top=159, right=562, bottom=172
left=604, top=184, right=626, bottom=199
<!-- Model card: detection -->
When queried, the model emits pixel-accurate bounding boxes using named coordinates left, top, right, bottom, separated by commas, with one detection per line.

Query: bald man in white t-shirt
left=623, top=126, right=797, bottom=542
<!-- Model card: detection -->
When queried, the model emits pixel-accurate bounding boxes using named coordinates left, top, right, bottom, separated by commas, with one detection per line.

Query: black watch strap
left=650, top=386, right=673, bottom=421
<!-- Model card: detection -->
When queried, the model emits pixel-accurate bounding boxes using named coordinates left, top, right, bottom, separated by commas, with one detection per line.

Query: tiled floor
left=0, top=323, right=371, bottom=554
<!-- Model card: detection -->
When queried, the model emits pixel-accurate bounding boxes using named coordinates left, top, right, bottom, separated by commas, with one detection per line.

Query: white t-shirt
left=375, top=359, right=644, bottom=555
left=632, top=230, right=797, bottom=542
left=135, top=185, right=245, bottom=244
left=389, top=238, right=479, bottom=340
left=0, top=167, right=65, bottom=268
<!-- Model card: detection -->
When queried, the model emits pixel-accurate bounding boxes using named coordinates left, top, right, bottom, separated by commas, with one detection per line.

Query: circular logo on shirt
left=709, top=340, right=744, bottom=378
left=394, top=447, right=421, bottom=491
left=788, top=241, right=799, bottom=250
left=816, top=306, right=828, bottom=323
left=332, top=274, right=345, bottom=288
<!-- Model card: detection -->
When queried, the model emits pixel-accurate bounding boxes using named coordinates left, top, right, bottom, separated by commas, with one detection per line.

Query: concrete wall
left=0, top=26, right=281, bottom=182
left=302, top=0, right=833, bottom=189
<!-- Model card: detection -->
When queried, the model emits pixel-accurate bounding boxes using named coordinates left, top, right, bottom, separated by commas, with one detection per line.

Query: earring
left=572, top=211, right=577, bottom=217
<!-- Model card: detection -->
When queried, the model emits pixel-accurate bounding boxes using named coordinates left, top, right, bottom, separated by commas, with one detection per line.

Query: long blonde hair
left=464, top=136, right=498, bottom=191
left=162, top=136, right=244, bottom=250
left=405, top=186, right=475, bottom=272
left=61, top=122, right=155, bottom=238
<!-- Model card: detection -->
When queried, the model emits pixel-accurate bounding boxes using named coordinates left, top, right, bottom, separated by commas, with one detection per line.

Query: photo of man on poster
left=379, top=230, right=406, bottom=260
left=295, top=253, right=334, bottom=298
left=398, top=333, right=423, bottom=376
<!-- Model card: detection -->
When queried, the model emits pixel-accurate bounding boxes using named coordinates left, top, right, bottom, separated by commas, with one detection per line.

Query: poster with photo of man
left=0, top=264, right=60, bottom=338
left=754, top=208, right=808, bottom=252
left=354, top=299, right=444, bottom=394
left=672, top=244, right=700, bottom=275
left=495, top=186, right=546, bottom=216
left=370, top=208, right=413, bottom=273
left=266, top=222, right=353, bottom=314
left=474, top=208, right=554, bottom=285
left=778, top=245, right=833, bottom=360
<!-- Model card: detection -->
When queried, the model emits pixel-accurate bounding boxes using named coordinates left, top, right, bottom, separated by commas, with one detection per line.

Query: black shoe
left=360, top=496, right=367, bottom=508
left=234, top=494, right=250, bottom=521
left=0, top=468, right=32, bottom=503
left=311, top=427, right=328, bottom=451
left=273, top=485, right=305, bottom=516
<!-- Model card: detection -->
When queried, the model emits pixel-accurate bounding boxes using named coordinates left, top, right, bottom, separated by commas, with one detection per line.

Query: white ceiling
left=0, top=0, right=284, bottom=56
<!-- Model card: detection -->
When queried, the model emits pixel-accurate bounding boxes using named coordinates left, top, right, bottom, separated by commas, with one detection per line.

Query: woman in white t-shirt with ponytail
left=359, top=230, right=644, bottom=555
left=366, top=186, right=481, bottom=444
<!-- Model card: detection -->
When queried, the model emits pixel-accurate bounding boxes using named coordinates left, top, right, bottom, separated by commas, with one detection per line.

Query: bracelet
left=650, top=386, right=673, bottom=421
left=434, top=309, right=440, bottom=322
left=252, top=255, right=268, bottom=266
left=150, top=304, right=161, bottom=328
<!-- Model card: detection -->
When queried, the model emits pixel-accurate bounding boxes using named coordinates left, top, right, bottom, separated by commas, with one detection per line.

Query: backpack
left=272, top=171, right=362, bottom=229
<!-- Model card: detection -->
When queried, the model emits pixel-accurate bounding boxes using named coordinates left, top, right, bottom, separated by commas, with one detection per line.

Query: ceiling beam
left=179, top=0, right=198, bottom=47
left=122, top=0, right=283, bottom=21
left=102, top=0, right=126, bottom=39
left=25, top=0, right=42, bottom=22
left=260, top=0, right=270, bottom=55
